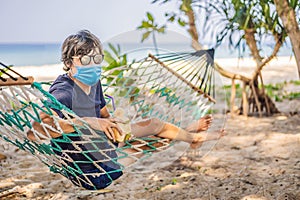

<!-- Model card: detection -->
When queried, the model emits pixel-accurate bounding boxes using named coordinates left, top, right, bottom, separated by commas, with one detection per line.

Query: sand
left=0, top=56, right=299, bottom=199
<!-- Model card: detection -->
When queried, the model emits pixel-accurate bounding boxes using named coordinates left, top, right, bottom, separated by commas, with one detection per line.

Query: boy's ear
left=63, top=61, right=72, bottom=71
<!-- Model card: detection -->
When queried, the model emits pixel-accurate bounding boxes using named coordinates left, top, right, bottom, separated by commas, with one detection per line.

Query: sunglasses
left=72, top=54, right=104, bottom=65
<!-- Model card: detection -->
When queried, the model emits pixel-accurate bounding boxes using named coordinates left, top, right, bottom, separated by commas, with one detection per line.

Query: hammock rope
left=0, top=49, right=216, bottom=190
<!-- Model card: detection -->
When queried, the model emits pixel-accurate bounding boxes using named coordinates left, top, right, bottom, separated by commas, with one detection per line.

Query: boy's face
left=68, top=47, right=103, bottom=86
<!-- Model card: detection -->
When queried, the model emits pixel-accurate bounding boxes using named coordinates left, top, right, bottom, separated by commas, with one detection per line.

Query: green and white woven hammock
left=0, top=49, right=216, bottom=190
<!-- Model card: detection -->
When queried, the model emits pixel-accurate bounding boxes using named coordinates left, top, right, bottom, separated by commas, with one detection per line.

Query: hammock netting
left=0, top=49, right=216, bottom=190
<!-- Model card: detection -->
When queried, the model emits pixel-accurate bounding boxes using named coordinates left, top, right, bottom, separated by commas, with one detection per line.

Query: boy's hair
left=61, top=30, right=104, bottom=71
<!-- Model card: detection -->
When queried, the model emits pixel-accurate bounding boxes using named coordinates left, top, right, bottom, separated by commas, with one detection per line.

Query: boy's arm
left=28, top=110, right=123, bottom=142
left=27, top=111, right=77, bottom=141
left=100, top=106, right=110, bottom=118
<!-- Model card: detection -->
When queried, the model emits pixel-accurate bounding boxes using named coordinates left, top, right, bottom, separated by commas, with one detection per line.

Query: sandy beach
left=0, top=56, right=299, bottom=199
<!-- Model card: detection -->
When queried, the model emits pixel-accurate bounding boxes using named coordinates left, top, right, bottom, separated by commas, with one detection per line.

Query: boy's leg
left=120, top=118, right=225, bottom=166
left=155, top=123, right=225, bottom=148
left=130, top=114, right=213, bottom=138
left=131, top=118, right=221, bottom=145
left=131, top=118, right=194, bottom=141
left=130, top=118, right=165, bottom=137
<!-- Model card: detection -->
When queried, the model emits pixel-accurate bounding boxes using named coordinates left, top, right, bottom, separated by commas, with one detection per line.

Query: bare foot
left=190, top=129, right=226, bottom=149
left=186, top=115, right=213, bottom=132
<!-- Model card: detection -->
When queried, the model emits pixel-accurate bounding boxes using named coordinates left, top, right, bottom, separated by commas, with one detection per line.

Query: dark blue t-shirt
left=48, top=74, right=122, bottom=190
left=49, top=74, right=106, bottom=118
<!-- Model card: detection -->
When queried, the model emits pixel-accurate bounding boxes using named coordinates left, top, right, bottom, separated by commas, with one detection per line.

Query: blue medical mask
left=73, top=65, right=102, bottom=86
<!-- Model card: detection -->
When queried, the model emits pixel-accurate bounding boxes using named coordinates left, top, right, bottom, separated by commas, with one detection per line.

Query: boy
left=28, top=30, right=224, bottom=190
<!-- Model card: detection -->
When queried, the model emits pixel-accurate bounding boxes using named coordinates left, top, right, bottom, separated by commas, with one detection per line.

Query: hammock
left=0, top=49, right=216, bottom=190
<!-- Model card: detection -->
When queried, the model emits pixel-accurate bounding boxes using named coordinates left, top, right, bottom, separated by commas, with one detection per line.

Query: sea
left=0, top=42, right=294, bottom=67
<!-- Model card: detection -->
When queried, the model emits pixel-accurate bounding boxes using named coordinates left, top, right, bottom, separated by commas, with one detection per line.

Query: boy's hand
left=27, top=112, right=65, bottom=140
left=83, top=117, right=124, bottom=142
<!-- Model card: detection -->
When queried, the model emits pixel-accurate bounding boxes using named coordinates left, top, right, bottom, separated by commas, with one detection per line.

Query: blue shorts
left=51, top=128, right=123, bottom=190
left=66, top=165, right=123, bottom=190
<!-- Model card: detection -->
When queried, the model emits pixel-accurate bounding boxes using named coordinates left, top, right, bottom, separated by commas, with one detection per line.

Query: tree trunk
left=184, top=8, right=202, bottom=51
left=240, top=78, right=280, bottom=116
left=274, top=0, right=300, bottom=78
left=244, top=29, right=263, bottom=65
left=242, top=28, right=281, bottom=116
left=252, top=35, right=283, bottom=80
left=152, top=32, right=159, bottom=54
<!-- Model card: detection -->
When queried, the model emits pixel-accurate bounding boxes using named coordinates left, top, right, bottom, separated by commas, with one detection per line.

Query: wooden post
left=242, top=81, right=248, bottom=117
left=259, top=72, right=270, bottom=115
left=230, top=79, right=236, bottom=115
left=250, top=81, right=262, bottom=117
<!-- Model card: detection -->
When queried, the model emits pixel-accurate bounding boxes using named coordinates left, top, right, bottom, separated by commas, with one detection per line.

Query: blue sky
left=0, top=0, right=190, bottom=44
left=1, top=0, right=293, bottom=58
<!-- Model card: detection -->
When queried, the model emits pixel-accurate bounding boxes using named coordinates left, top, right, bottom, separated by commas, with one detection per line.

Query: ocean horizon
left=0, top=42, right=294, bottom=67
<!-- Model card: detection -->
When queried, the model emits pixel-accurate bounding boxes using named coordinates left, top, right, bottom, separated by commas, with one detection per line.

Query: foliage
left=137, top=12, right=167, bottom=53
left=152, top=0, right=197, bottom=28
left=150, top=0, right=299, bottom=57
left=222, top=81, right=300, bottom=106
left=102, top=43, right=129, bottom=86
left=137, top=12, right=166, bottom=42
left=171, top=178, right=177, bottom=185
left=290, top=80, right=300, bottom=85
left=289, top=0, right=300, bottom=24
left=195, top=0, right=288, bottom=55
left=263, top=81, right=300, bottom=101
left=103, top=43, right=127, bottom=71
left=102, top=43, right=140, bottom=104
